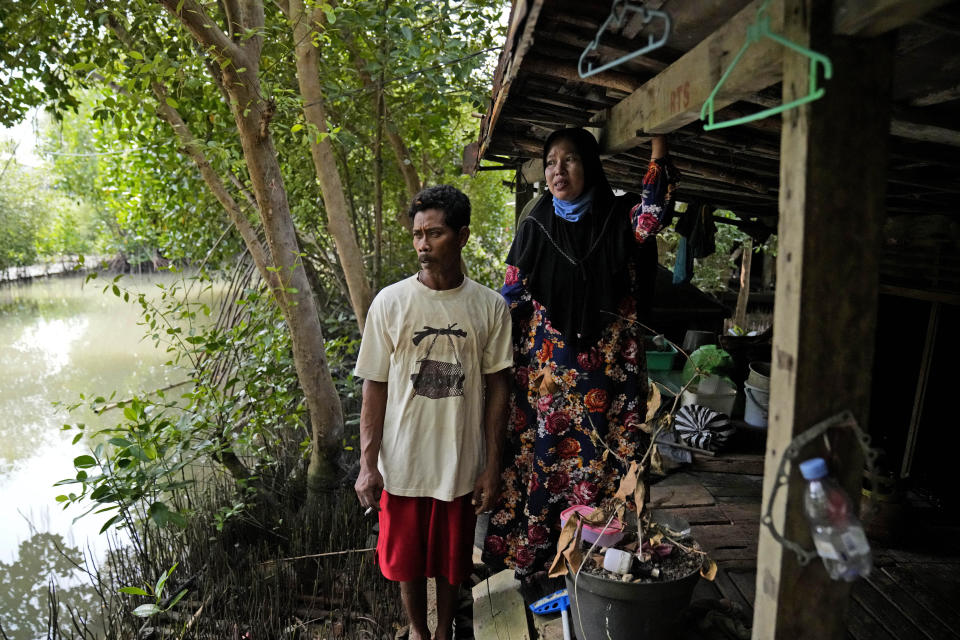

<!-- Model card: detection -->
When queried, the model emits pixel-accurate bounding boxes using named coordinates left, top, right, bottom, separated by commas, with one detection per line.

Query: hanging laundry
left=672, top=202, right=717, bottom=284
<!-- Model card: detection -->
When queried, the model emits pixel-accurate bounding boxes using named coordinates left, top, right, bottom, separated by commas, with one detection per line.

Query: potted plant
left=550, top=380, right=718, bottom=639
left=677, top=345, right=737, bottom=415
left=681, top=345, right=735, bottom=392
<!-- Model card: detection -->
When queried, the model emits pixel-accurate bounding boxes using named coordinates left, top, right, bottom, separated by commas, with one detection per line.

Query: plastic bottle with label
left=799, top=457, right=873, bottom=582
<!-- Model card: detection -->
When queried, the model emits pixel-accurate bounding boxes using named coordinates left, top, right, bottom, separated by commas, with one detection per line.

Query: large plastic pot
left=564, top=565, right=700, bottom=640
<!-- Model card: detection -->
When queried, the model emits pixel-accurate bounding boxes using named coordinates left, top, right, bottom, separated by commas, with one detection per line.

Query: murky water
left=0, top=272, right=212, bottom=638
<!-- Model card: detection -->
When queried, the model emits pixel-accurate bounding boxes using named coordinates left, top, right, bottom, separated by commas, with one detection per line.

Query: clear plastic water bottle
left=799, top=457, right=873, bottom=581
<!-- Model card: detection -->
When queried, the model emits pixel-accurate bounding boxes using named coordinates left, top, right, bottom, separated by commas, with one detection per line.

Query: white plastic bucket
left=681, top=379, right=737, bottom=416
left=744, top=382, right=769, bottom=427
left=747, top=361, right=771, bottom=392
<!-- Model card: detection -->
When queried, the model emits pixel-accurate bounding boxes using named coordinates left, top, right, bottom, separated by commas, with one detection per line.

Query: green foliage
left=0, top=150, right=101, bottom=269
left=56, top=269, right=362, bottom=534
left=4, top=0, right=509, bottom=290
left=37, top=91, right=239, bottom=267
left=0, top=1, right=91, bottom=125
left=681, top=344, right=735, bottom=386
left=659, top=208, right=774, bottom=295
left=13, top=0, right=507, bottom=532
left=118, top=562, right=188, bottom=618
left=455, top=169, right=514, bottom=290
left=0, top=167, right=43, bottom=269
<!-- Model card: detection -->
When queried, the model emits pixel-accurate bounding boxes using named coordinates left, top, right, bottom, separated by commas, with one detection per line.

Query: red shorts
left=377, top=491, right=477, bottom=585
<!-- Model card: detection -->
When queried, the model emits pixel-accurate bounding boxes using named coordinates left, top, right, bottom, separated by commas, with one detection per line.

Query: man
left=354, top=184, right=512, bottom=640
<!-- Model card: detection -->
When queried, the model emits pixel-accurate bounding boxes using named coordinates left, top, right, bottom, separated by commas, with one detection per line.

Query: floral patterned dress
left=483, top=159, right=678, bottom=577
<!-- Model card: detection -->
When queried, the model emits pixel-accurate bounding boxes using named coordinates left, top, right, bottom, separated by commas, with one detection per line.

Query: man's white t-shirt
left=354, top=275, right=512, bottom=502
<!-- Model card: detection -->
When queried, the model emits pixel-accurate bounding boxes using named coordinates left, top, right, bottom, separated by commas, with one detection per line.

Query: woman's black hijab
left=506, top=127, right=651, bottom=347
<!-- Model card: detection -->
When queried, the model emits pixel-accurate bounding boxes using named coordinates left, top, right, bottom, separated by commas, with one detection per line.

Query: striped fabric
left=673, top=404, right=735, bottom=451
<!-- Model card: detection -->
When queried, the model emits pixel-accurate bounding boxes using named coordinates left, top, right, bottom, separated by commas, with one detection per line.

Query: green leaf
left=401, top=25, right=413, bottom=40
left=74, top=455, right=97, bottom=469
left=119, top=586, right=151, bottom=596
left=148, top=501, right=171, bottom=526
left=99, top=514, right=123, bottom=534
left=168, top=588, right=188, bottom=609
left=155, top=562, right=176, bottom=595
left=291, top=124, right=303, bottom=132
left=128, top=51, right=143, bottom=60
left=165, top=96, right=178, bottom=109
left=112, top=284, right=120, bottom=297
left=123, top=406, right=137, bottom=421
left=133, top=604, right=162, bottom=617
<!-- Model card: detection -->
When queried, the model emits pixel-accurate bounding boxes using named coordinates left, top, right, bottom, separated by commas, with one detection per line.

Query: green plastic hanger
left=700, top=0, right=832, bottom=131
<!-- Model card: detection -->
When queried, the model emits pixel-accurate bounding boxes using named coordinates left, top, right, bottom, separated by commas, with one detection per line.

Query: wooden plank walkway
left=473, top=453, right=960, bottom=639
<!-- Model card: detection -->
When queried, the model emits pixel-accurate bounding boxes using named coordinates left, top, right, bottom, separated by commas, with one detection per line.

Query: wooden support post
left=752, top=0, right=894, bottom=637
left=900, top=301, right=939, bottom=479
left=515, top=168, right=535, bottom=224
left=734, top=238, right=754, bottom=330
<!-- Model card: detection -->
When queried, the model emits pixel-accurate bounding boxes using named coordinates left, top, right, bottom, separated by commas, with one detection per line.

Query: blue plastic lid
left=799, top=457, right=828, bottom=480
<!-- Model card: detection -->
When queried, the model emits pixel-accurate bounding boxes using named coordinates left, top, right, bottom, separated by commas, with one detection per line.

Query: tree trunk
left=373, top=73, right=384, bottom=290
left=157, top=0, right=344, bottom=495
left=385, top=115, right=422, bottom=201
left=286, top=0, right=372, bottom=332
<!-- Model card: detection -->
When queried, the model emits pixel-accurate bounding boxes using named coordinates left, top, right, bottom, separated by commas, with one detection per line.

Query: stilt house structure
left=465, top=1, right=960, bottom=638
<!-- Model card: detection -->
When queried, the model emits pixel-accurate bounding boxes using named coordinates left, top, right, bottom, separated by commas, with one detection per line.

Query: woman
left=483, top=127, right=678, bottom=581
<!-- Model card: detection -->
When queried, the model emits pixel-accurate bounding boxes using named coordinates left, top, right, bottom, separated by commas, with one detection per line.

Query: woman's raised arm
left=631, top=135, right=679, bottom=244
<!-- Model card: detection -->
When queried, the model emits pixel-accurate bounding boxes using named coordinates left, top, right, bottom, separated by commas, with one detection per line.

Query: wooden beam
left=751, top=0, right=895, bottom=637
left=598, top=0, right=789, bottom=153
left=909, top=82, right=960, bottom=107
left=890, top=108, right=960, bottom=147
left=523, top=53, right=641, bottom=93
left=832, top=0, right=952, bottom=37
left=598, top=0, right=948, bottom=154
left=476, top=0, right=545, bottom=161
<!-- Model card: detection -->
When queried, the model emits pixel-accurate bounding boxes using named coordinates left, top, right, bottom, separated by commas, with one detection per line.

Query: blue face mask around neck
left=552, top=188, right=594, bottom=222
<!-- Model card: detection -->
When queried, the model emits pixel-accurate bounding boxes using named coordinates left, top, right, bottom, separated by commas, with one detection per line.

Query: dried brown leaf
left=701, top=557, right=718, bottom=581
left=581, top=507, right=607, bottom=526
left=548, top=514, right=583, bottom=578
left=615, top=461, right=641, bottom=502
left=633, top=470, right=647, bottom=521
left=646, top=383, right=662, bottom=422
left=650, top=447, right=665, bottom=476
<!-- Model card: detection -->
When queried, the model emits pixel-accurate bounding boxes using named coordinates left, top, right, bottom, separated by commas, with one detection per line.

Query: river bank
left=0, top=255, right=107, bottom=284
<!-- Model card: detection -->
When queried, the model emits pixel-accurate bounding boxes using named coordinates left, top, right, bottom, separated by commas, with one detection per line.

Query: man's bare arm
left=355, top=379, right=387, bottom=511
left=473, top=369, right=510, bottom=514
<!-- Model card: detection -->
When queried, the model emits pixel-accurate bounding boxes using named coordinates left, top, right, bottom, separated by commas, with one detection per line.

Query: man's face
left=412, top=208, right=468, bottom=274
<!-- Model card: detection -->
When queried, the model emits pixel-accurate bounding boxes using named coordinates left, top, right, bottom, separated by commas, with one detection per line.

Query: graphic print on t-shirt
left=410, top=323, right=467, bottom=399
